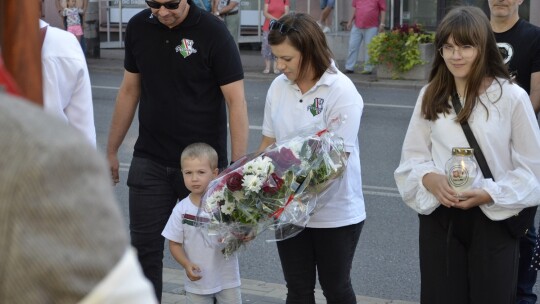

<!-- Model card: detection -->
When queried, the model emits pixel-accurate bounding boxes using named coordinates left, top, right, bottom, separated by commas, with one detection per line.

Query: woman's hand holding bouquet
left=199, top=117, right=348, bottom=258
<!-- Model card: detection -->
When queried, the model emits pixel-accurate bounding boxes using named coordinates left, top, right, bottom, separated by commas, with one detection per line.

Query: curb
left=161, top=267, right=420, bottom=304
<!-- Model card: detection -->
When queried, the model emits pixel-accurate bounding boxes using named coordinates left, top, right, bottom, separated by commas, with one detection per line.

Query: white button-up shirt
left=395, top=78, right=540, bottom=220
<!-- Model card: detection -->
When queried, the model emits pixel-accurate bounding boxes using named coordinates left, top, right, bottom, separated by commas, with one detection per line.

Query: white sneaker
left=323, top=26, right=331, bottom=33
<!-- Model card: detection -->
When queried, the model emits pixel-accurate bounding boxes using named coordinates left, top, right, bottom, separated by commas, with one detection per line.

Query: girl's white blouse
left=394, top=78, right=540, bottom=220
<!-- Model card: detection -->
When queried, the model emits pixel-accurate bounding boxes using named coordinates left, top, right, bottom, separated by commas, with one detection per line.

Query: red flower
left=262, top=173, right=285, bottom=194
left=226, top=172, right=243, bottom=191
left=265, top=147, right=301, bottom=170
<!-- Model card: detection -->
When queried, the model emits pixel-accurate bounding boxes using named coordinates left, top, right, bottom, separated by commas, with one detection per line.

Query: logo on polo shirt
left=176, top=39, right=197, bottom=58
left=307, top=98, right=324, bottom=116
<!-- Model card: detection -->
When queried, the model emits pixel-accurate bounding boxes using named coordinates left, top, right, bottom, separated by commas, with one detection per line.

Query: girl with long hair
left=395, top=6, right=540, bottom=303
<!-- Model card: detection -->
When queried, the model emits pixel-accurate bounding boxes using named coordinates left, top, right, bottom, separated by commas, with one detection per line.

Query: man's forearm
left=228, top=104, right=249, bottom=162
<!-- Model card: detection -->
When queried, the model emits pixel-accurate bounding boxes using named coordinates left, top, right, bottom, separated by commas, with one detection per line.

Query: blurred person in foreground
left=488, top=1, right=540, bottom=302
left=259, top=13, right=365, bottom=304
left=0, top=91, right=156, bottom=304
left=394, top=6, right=540, bottom=303
left=106, top=0, right=248, bottom=300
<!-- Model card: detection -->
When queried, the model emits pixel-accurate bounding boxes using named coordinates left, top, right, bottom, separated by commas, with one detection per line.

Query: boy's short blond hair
left=180, top=143, right=218, bottom=170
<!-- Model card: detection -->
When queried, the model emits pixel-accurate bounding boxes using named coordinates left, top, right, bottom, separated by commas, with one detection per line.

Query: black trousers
left=418, top=206, right=519, bottom=304
left=127, top=157, right=188, bottom=302
left=276, top=222, right=363, bottom=304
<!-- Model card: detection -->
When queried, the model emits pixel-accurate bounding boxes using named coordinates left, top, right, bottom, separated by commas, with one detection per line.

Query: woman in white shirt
left=394, top=6, right=540, bottom=304
left=259, top=13, right=365, bottom=304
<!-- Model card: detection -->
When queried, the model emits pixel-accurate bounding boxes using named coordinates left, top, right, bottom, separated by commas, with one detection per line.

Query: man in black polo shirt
left=106, top=0, right=249, bottom=301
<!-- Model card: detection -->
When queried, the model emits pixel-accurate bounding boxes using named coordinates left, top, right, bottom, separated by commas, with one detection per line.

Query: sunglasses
left=269, top=19, right=298, bottom=35
left=145, top=0, right=180, bottom=10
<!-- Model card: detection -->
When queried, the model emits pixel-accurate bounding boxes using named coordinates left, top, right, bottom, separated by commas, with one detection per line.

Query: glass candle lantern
left=445, top=147, right=478, bottom=194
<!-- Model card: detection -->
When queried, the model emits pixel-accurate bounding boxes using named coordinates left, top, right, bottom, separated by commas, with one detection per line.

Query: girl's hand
left=452, top=188, right=492, bottom=210
left=185, top=263, right=202, bottom=281
left=422, top=173, right=459, bottom=208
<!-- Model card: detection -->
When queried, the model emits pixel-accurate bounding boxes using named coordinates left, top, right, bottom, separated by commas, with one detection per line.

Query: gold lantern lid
left=451, top=147, right=474, bottom=156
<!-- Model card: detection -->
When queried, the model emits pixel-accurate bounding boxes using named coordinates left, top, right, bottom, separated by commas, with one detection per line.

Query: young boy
left=162, top=143, right=242, bottom=303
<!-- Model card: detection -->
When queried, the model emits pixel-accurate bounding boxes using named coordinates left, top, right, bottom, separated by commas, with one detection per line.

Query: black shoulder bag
left=451, top=92, right=536, bottom=238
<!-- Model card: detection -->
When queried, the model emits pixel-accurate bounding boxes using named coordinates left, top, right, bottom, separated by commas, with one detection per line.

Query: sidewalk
left=161, top=267, right=418, bottom=304
left=87, top=48, right=427, bottom=90
left=87, top=48, right=420, bottom=304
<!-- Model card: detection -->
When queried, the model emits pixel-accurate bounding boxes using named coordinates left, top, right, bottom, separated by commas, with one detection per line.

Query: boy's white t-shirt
left=162, top=196, right=241, bottom=295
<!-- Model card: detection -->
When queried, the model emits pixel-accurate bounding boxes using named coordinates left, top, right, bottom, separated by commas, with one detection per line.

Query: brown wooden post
left=0, top=0, right=43, bottom=105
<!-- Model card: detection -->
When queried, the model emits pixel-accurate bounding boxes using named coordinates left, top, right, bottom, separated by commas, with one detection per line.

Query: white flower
left=243, top=158, right=259, bottom=175
left=255, top=157, right=274, bottom=176
left=242, top=174, right=263, bottom=193
left=244, top=156, right=274, bottom=176
left=221, top=201, right=236, bottom=215
left=205, top=188, right=225, bottom=212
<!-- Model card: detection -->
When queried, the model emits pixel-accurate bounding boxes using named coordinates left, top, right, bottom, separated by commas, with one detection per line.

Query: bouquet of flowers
left=199, top=118, right=348, bottom=258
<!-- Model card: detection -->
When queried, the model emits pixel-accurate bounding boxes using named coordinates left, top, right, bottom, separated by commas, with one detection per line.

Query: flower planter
left=376, top=43, right=435, bottom=80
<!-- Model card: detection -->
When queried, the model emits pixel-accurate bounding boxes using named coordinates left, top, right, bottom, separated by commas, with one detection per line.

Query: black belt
left=222, top=10, right=238, bottom=17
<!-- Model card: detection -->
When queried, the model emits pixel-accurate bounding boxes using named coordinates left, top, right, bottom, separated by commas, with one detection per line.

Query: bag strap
left=450, top=92, right=494, bottom=180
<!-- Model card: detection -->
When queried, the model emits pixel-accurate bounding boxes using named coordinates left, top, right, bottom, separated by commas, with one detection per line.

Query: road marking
left=119, top=162, right=130, bottom=172
left=364, top=103, right=414, bottom=109
left=92, top=85, right=119, bottom=90
left=363, top=191, right=402, bottom=198
left=363, top=185, right=402, bottom=198
left=118, top=162, right=401, bottom=197
left=91, top=86, right=414, bottom=109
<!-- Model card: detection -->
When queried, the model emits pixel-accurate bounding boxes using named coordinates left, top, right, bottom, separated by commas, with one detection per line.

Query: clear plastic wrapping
left=199, top=117, right=348, bottom=258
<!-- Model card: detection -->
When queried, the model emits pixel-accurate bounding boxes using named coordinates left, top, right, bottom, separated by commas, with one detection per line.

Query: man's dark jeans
left=517, top=224, right=538, bottom=304
left=277, top=222, right=363, bottom=304
left=127, top=157, right=188, bottom=302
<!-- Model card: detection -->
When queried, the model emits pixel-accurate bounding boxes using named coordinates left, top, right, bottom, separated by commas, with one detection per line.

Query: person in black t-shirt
left=490, top=0, right=540, bottom=113
left=489, top=1, right=540, bottom=303
left=106, top=0, right=249, bottom=301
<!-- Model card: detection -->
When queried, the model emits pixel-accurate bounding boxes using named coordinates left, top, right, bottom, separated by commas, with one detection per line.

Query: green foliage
left=368, top=24, right=434, bottom=79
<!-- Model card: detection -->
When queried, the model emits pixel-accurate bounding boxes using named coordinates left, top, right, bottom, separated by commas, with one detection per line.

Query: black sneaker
left=344, top=69, right=354, bottom=74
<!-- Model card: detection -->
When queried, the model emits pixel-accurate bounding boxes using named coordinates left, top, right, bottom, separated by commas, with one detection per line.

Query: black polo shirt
left=124, top=2, right=243, bottom=168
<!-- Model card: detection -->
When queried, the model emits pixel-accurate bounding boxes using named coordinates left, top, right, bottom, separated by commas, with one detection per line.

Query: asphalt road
left=89, top=69, right=540, bottom=302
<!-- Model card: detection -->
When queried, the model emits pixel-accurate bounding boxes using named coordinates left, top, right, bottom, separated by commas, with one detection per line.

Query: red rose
left=265, top=147, right=301, bottom=170
left=262, top=173, right=285, bottom=194
left=226, top=172, right=243, bottom=191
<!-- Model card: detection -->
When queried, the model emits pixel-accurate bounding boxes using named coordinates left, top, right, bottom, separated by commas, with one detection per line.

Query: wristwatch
left=214, top=11, right=220, bottom=16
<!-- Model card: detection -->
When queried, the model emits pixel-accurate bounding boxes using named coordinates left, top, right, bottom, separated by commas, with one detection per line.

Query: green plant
left=368, top=24, right=434, bottom=79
